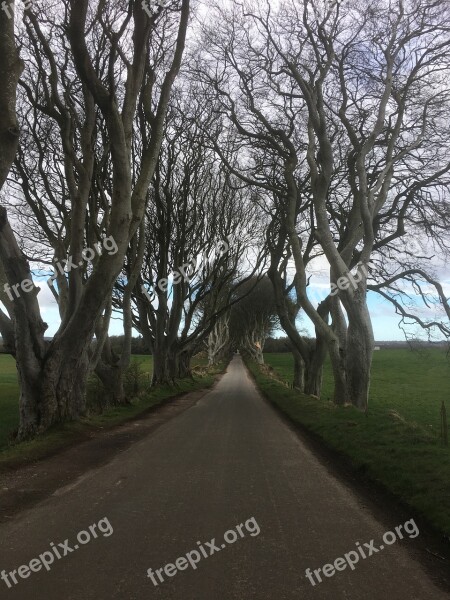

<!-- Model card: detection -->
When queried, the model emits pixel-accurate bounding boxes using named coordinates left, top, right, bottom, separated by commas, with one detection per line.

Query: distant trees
left=263, top=338, right=291, bottom=354
left=229, top=277, right=278, bottom=364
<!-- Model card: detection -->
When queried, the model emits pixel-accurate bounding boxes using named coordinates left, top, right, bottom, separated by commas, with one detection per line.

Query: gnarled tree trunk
left=291, top=347, right=305, bottom=390
left=0, top=1, right=23, bottom=191
left=304, top=339, right=327, bottom=396
left=343, top=290, right=374, bottom=411
left=207, top=315, right=230, bottom=366
left=17, top=339, right=90, bottom=439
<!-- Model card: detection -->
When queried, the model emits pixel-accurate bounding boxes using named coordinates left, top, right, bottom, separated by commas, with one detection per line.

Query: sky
left=291, top=255, right=450, bottom=341
left=27, top=254, right=450, bottom=342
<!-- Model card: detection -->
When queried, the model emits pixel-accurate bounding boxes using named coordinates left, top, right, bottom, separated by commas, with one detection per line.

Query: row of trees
left=0, top=0, right=193, bottom=438
left=1, top=0, right=450, bottom=440
left=194, top=0, right=450, bottom=408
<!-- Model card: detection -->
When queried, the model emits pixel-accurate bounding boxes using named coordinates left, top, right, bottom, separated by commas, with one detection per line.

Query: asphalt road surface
left=0, top=356, right=448, bottom=599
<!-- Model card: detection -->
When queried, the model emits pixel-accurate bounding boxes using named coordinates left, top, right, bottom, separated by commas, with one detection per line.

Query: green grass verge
left=246, top=350, right=450, bottom=539
left=0, top=356, right=225, bottom=471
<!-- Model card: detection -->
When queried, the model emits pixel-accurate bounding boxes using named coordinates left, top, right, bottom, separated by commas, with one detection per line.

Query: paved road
left=0, top=356, right=448, bottom=599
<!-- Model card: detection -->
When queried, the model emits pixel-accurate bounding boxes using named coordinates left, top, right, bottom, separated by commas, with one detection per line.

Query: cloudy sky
left=29, top=252, right=450, bottom=342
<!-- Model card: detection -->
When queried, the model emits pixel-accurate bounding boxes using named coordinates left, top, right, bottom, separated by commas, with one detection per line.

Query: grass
left=246, top=349, right=450, bottom=538
left=0, top=354, right=224, bottom=471
left=0, top=355, right=23, bottom=447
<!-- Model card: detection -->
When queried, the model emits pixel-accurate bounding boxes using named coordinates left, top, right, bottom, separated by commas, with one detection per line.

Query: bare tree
left=0, top=0, right=190, bottom=439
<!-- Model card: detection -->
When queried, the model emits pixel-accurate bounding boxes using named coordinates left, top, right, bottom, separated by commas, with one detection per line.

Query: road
left=0, top=356, right=448, bottom=599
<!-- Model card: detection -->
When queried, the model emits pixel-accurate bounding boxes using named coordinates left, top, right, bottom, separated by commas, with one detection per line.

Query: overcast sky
left=30, top=254, right=450, bottom=341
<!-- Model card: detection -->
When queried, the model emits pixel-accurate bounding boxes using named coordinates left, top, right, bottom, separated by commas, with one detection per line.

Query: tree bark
left=175, top=349, right=193, bottom=380
left=152, top=341, right=171, bottom=386
left=291, top=347, right=305, bottom=390
left=303, top=300, right=329, bottom=396
left=152, top=345, right=193, bottom=384
left=343, top=290, right=374, bottom=411
left=0, top=1, right=23, bottom=191
left=94, top=361, right=126, bottom=406
left=304, top=340, right=327, bottom=396
left=17, top=341, right=89, bottom=440
left=207, top=315, right=230, bottom=365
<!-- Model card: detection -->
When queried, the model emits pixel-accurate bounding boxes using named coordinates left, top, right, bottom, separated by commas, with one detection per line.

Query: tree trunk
left=17, top=344, right=89, bottom=440
left=151, top=339, right=194, bottom=385
left=304, top=340, right=327, bottom=396
left=0, top=2, right=23, bottom=191
left=322, top=289, right=374, bottom=410
left=254, top=345, right=264, bottom=365
left=93, top=317, right=128, bottom=407
left=94, top=362, right=127, bottom=406
left=303, top=302, right=329, bottom=396
left=327, top=340, right=348, bottom=406
left=152, top=349, right=171, bottom=386
left=246, top=344, right=264, bottom=365
left=322, top=295, right=347, bottom=405
left=176, top=349, right=193, bottom=379
left=207, top=316, right=230, bottom=366
left=242, top=329, right=265, bottom=364
left=344, top=292, right=374, bottom=411
left=292, top=347, right=305, bottom=390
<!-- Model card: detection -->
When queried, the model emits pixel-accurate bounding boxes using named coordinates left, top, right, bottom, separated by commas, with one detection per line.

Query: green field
left=265, top=349, right=450, bottom=428
left=246, top=349, right=450, bottom=537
